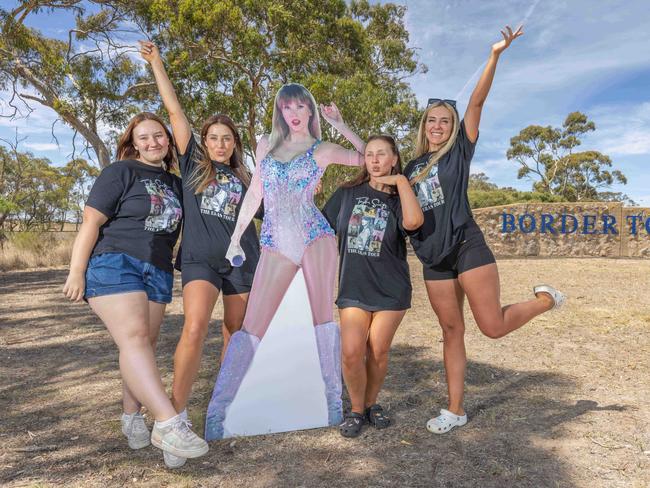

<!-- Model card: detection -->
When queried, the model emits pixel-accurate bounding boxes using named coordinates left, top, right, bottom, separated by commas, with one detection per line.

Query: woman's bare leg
left=221, top=293, right=248, bottom=361
left=301, top=237, right=337, bottom=326
left=364, top=310, right=405, bottom=407
left=89, top=292, right=176, bottom=421
left=458, top=263, right=553, bottom=339
left=123, top=300, right=166, bottom=413
left=170, top=280, right=220, bottom=413
left=424, top=279, right=466, bottom=415
left=340, top=307, right=372, bottom=414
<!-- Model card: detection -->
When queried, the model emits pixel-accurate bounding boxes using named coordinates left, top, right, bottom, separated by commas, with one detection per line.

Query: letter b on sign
left=501, top=212, right=516, bottom=233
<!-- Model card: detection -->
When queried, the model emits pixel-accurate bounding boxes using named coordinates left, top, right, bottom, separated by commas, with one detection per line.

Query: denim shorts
left=84, top=252, right=173, bottom=303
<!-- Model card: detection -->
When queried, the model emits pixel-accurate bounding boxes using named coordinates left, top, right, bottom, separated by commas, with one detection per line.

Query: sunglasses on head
left=427, top=98, right=457, bottom=108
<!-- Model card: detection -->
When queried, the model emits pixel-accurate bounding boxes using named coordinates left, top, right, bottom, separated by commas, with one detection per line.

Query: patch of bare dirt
left=1, top=258, right=649, bottom=487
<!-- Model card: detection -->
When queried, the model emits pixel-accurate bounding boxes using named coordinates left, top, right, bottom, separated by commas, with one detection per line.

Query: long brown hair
left=411, top=101, right=459, bottom=184
left=344, top=135, right=402, bottom=194
left=268, top=83, right=321, bottom=154
left=188, top=114, right=251, bottom=194
left=116, top=112, right=177, bottom=171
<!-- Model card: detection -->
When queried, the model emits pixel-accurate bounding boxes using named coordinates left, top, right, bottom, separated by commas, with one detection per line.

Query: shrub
left=0, top=232, right=74, bottom=271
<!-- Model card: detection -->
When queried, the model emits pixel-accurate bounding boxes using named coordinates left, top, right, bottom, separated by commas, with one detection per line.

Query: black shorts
left=336, top=298, right=410, bottom=313
left=423, top=220, right=496, bottom=281
left=181, top=262, right=252, bottom=295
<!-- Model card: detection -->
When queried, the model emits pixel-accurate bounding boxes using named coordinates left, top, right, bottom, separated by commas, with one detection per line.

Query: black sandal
left=365, top=404, right=391, bottom=429
left=339, top=412, right=364, bottom=438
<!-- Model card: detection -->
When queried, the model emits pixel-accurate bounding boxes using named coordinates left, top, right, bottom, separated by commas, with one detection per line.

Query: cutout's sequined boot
left=205, top=330, right=260, bottom=440
left=314, top=322, right=343, bottom=425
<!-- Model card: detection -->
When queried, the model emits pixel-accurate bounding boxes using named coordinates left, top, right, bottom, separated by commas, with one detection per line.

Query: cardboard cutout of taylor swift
left=204, top=84, right=365, bottom=439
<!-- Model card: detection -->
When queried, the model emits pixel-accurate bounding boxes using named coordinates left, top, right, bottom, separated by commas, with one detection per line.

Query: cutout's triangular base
left=222, top=269, right=328, bottom=437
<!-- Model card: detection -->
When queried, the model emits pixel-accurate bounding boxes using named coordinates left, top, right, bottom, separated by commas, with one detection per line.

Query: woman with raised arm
left=63, top=112, right=208, bottom=462
left=140, top=41, right=261, bottom=466
left=403, top=26, right=566, bottom=434
left=205, top=83, right=365, bottom=440
left=322, top=135, right=423, bottom=438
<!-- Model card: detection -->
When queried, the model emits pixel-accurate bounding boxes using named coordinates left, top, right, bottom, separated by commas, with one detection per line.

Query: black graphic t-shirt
left=403, top=120, right=477, bottom=267
left=322, top=183, right=412, bottom=311
left=176, top=136, right=260, bottom=283
left=86, top=159, right=183, bottom=273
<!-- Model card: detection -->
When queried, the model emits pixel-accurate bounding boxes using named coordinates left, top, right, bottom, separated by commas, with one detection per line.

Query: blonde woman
left=205, top=83, right=365, bottom=440
left=403, top=27, right=565, bottom=434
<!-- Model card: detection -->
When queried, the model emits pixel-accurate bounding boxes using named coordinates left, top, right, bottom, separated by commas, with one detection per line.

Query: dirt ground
left=1, top=257, right=649, bottom=488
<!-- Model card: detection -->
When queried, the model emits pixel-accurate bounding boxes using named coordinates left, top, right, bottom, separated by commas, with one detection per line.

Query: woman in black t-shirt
left=404, top=27, right=566, bottom=434
left=323, top=135, right=423, bottom=437
left=63, top=112, right=208, bottom=461
left=141, top=41, right=260, bottom=461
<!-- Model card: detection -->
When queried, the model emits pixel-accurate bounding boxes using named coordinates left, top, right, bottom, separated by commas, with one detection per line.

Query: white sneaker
left=151, top=414, right=208, bottom=459
left=533, top=284, right=566, bottom=310
left=121, top=412, right=150, bottom=449
left=163, top=410, right=188, bottom=469
left=426, top=409, right=467, bottom=434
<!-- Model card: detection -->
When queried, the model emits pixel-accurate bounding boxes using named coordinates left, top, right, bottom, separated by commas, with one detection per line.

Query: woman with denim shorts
left=63, top=112, right=209, bottom=464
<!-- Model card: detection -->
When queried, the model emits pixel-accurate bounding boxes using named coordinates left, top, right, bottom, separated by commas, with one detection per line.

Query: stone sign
left=472, top=203, right=650, bottom=258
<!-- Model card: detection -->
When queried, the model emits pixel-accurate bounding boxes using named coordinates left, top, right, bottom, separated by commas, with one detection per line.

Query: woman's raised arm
left=140, top=40, right=193, bottom=154
left=464, top=25, right=523, bottom=142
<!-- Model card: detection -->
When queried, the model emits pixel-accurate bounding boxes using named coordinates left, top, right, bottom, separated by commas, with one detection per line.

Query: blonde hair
left=268, top=83, right=321, bottom=153
left=411, top=101, right=459, bottom=184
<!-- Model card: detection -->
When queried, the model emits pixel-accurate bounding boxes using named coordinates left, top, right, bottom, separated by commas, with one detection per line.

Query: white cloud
left=634, top=195, right=650, bottom=207
left=584, top=101, right=650, bottom=156
left=395, top=0, right=650, bottom=204
left=599, top=130, right=650, bottom=156
left=470, top=157, right=512, bottom=175
left=23, top=142, right=65, bottom=151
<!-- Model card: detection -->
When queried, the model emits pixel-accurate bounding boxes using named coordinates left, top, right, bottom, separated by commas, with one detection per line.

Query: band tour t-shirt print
left=346, top=196, right=390, bottom=257
left=412, top=162, right=445, bottom=211
left=199, top=170, right=243, bottom=222
left=142, top=178, right=182, bottom=233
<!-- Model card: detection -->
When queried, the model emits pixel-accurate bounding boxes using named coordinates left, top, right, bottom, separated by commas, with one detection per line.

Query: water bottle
left=231, top=255, right=244, bottom=267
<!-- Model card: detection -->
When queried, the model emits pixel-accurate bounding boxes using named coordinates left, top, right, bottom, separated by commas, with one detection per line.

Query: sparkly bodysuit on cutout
left=206, top=134, right=362, bottom=440
left=259, top=140, right=334, bottom=264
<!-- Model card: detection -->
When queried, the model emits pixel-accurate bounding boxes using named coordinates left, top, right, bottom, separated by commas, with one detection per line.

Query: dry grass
left=1, top=258, right=649, bottom=487
left=0, top=232, right=75, bottom=272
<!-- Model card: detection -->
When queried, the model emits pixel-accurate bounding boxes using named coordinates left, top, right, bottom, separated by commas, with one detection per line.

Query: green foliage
left=468, top=189, right=563, bottom=209
left=0, top=144, right=97, bottom=230
left=468, top=172, right=498, bottom=192
left=506, top=112, right=627, bottom=202
left=467, top=172, right=563, bottom=208
left=137, top=0, right=423, bottom=204
left=1, top=3, right=152, bottom=167
left=3, top=1, right=424, bottom=185
left=2, top=1, right=426, bottom=220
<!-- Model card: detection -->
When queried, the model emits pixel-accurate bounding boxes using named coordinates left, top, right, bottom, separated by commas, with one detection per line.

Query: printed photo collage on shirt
left=414, top=164, right=445, bottom=212
left=142, top=178, right=182, bottom=233
left=200, top=171, right=243, bottom=221
left=347, top=197, right=390, bottom=257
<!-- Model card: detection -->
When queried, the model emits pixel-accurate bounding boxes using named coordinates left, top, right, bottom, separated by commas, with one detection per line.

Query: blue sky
left=1, top=0, right=649, bottom=204
left=396, top=0, right=650, bottom=204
